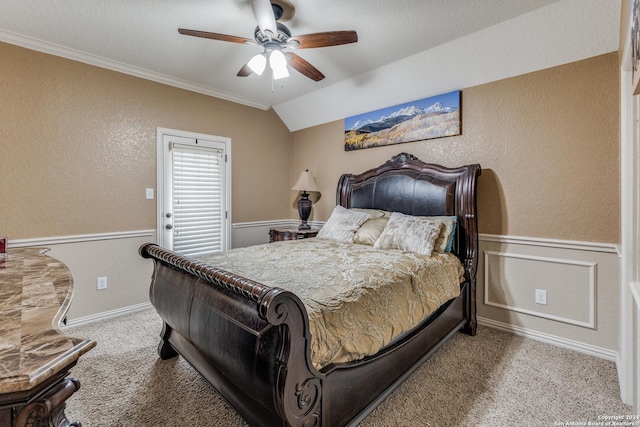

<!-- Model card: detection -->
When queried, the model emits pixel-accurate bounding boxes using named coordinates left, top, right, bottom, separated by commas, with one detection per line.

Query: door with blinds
left=157, top=129, right=231, bottom=257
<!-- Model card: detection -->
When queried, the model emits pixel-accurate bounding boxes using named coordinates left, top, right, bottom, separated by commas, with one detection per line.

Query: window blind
left=171, top=143, right=224, bottom=257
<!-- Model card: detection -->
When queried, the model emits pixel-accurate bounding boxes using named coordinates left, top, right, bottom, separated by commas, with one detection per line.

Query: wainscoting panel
left=484, top=251, right=596, bottom=328
left=478, top=234, right=620, bottom=357
left=6, top=221, right=322, bottom=323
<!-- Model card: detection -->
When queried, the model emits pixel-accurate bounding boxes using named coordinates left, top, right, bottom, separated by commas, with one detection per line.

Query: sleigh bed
left=139, top=153, right=481, bottom=426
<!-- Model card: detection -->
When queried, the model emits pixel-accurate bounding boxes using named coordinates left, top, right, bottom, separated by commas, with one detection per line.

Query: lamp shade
left=291, top=169, right=320, bottom=193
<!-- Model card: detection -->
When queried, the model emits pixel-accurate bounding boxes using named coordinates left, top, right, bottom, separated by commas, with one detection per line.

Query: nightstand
left=269, top=227, right=320, bottom=242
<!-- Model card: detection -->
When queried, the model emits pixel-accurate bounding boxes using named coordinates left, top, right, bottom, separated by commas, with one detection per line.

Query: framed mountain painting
left=344, top=91, right=461, bottom=151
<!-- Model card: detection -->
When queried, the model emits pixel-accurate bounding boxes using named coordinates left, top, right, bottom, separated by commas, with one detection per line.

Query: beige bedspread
left=196, top=239, right=464, bottom=369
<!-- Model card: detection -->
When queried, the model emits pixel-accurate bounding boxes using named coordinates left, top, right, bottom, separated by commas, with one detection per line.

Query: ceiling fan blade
left=237, top=62, right=253, bottom=77
left=288, top=53, right=325, bottom=82
left=289, top=31, right=358, bottom=49
left=249, top=0, right=277, bottom=35
left=178, top=28, right=255, bottom=45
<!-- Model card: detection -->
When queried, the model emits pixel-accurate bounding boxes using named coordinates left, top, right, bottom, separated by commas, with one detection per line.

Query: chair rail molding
left=7, top=229, right=155, bottom=248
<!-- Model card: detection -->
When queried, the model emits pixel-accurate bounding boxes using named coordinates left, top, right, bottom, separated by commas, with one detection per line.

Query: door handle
left=165, top=224, right=173, bottom=230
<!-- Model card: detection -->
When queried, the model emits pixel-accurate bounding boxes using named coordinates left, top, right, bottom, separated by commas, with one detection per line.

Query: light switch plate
left=535, top=288, right=547, bottom=305
left=145, top=188, right=154, bottom=200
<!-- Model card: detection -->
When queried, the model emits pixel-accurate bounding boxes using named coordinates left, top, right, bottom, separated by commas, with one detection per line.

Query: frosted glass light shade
left=269, top=49, right=289, bottom=80
left=247, top=53, right=267, bottom=75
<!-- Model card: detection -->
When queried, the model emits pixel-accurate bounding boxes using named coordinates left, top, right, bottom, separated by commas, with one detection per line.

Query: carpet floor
left=64, top=308, right=632, bottom=426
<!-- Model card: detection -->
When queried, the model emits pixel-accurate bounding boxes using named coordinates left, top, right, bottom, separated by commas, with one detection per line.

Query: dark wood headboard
left=336, top=152, right=481, bottom=283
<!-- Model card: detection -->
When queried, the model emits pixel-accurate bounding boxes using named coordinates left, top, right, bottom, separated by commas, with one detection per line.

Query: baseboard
left=478, top=316, right=617, bottom=362
left=63, top=302, right=153, bottom=328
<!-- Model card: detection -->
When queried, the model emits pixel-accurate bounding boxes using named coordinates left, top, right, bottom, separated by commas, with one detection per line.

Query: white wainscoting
left=10, top=227, right=621, bottom=364
left=478, top=233, right=620, bottom=361
left=8, top=221, right=323, bottom=327
left=9, top=230, right=156, bottom=323
left=483, top=251, right=597, bottom=329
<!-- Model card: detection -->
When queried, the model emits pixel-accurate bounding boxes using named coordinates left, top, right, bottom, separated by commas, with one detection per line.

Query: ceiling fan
left=178, top=0, right=358, bottom=82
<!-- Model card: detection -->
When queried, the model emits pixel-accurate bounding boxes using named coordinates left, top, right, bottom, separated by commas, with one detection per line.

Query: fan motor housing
left=254, top=22, right=292, bottom=46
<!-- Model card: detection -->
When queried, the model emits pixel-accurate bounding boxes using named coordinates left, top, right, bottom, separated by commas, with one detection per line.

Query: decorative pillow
left=317, top=205, right=371, bottom=243
left=429, top=216, right=458, bottom=252
left=350, top=208, right=387, bottom=218
left=373, top=212, right=443, bottom=256
left=354, top=216, right=389, bottom=246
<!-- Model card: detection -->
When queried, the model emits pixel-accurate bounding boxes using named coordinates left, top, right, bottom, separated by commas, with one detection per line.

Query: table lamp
left=292, top=169, right=320, bottom=230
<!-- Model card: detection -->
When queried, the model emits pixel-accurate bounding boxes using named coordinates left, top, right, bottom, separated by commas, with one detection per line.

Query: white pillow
left=317, top=205, right=371, bottom=243
left=373, top=212, right=443, bottom=256
left=350, top=208, right=388, bottom=218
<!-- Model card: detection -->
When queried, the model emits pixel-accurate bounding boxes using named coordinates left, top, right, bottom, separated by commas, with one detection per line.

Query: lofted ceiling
left=0, top=0, right=621, bottom=131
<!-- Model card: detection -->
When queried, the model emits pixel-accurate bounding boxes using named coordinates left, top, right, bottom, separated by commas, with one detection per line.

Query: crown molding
left=0, top=29, right=271, bottom=111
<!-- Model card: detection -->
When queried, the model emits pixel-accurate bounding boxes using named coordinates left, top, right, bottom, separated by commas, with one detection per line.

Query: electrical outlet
left=535, top=288, right=547, bottom=305
left=97, top=276, right=107, bottom=290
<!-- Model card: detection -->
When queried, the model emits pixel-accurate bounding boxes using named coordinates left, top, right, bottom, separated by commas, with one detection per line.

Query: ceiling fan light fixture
left=178, top=0, right=357, bottom=83
left=247, top=52, right=267, bottom=75
left=269, top=49, right=289, bottom=80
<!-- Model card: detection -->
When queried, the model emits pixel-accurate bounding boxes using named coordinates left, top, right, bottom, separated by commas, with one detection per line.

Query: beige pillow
left=374, top=212, right=443, bottom=256
left=354, top=217, right=389, bottom=245
left=429, top=216, right=457, bottom=252
left=317, top=205, right=371, bottom=243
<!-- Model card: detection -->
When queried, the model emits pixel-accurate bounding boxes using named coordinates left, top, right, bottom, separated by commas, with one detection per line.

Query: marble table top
left=0, top=248, right=96, bottom=394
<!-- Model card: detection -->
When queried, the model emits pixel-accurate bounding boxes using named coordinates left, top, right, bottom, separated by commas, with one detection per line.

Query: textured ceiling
left=0, top=0, right=621, bottom=130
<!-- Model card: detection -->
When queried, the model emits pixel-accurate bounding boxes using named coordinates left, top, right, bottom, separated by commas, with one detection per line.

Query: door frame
left=156, top=127, right=232, bottom=251
left=620, top=29, right=637, bottom=407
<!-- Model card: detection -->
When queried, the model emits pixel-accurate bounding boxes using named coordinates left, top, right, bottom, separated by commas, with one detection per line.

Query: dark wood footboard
left=140, top=243, right=323, bottom=426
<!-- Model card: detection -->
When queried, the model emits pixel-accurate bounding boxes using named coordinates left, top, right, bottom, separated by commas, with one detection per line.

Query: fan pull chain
left=270, top=75, right=286, bottom=93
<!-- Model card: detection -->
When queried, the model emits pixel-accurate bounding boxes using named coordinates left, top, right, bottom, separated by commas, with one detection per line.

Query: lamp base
left=297, top=192, right=312, bottom=231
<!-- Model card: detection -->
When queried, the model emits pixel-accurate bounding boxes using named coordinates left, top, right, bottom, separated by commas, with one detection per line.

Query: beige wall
left=1, top=41, right=293, bottom=240
left=292, top=52, right=620, bottom=244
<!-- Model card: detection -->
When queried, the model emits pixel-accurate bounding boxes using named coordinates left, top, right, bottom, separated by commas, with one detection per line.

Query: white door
left=157, top=128, right=231, bottom=256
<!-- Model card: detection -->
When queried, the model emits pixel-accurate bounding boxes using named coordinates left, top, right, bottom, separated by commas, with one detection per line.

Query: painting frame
left=344, top=91, right=461, bottom=151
